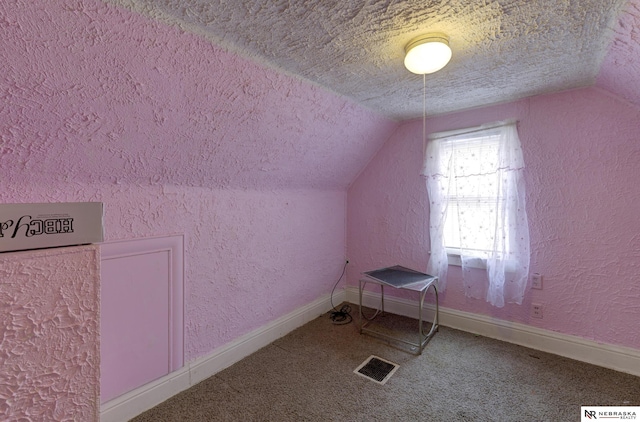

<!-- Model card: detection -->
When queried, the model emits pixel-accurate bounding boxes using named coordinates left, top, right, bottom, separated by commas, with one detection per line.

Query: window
left=421, top=120, right=530, bottom=307
left=441, top=130, right=502, bottom=260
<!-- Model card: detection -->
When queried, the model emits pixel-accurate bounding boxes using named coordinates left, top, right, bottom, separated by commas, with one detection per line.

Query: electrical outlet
left=531, top=303, right=543, bottom=319
left=531, top=273, right=543, bottom=290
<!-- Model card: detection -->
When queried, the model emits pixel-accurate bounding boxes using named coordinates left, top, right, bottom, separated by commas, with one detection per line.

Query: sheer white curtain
left=421, top=120, right=530, bottom=307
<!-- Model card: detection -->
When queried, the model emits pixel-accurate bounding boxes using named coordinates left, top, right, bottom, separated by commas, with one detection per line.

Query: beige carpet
left=132, top=305, right=640, bottom=421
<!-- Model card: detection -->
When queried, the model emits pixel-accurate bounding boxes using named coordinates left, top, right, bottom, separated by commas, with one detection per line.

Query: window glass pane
left=444, top=200, right=497, bottom=257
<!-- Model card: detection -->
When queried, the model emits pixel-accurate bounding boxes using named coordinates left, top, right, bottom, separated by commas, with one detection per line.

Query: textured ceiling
left=105, top=0, right=629, bottom=121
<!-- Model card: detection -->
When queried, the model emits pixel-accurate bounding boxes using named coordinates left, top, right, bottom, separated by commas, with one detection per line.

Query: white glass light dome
left=404, top=33, right=452, bottom=75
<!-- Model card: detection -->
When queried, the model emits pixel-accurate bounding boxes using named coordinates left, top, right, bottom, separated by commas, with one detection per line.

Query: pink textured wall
left=0, top=0, right=394, bottom=411
left=0, top=246, right=100, bottom=421
left=0, top=0, right=395, bottom=371
left=348, top=87, right=640, bottom=350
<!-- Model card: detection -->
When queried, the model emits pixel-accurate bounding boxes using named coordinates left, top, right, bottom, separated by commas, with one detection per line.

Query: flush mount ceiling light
left=404, top=33, right=452, bottom=74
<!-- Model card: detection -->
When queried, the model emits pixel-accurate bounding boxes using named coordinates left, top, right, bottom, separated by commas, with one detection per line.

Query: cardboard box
left=0, top=202, right=104, bottom=253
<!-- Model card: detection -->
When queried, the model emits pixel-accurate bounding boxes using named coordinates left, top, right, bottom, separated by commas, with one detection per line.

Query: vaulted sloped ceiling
left=596, top=0, right=640, bottom=109
left=2, top=1, right=638, bottom=191
left=105, top=0, right=636, bottom=120
left=1, top=0, right=400, bottom=190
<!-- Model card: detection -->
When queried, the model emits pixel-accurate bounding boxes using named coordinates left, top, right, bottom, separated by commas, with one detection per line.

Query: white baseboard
left=100, top=290, right=345, bottom=422
left=346, top=286, right=640, bottom=378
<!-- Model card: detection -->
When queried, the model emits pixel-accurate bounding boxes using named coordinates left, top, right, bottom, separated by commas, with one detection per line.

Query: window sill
left=446, top=250, right=518, bottom=273
left=446, top=253, right=487, bottom=269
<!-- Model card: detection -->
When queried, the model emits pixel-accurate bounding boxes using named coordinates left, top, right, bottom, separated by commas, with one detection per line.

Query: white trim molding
left=346, top=286, right=640, bottom=378
left=100, top=290, right=345, bottom=422
left=100, top=234, right=185, bottom=400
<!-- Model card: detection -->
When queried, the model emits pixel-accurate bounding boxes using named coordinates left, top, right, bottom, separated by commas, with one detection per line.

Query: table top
left=361, top=265, right=437, bottom=291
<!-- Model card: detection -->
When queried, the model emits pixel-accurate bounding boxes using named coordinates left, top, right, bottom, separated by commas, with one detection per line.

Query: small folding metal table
left=359, top=265, right=439, bottom=355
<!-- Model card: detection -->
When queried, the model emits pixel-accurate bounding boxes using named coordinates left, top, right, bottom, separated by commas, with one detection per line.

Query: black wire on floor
left=329, top=260, right=352, bottom=325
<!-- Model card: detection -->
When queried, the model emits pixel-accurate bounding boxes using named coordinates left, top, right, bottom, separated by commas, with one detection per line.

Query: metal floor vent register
left=353, top=355, right=399, bottom=385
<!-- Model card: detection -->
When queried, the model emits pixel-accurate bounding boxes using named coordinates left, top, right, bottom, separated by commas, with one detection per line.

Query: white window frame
left=443, top=130, right=500, bottom=269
